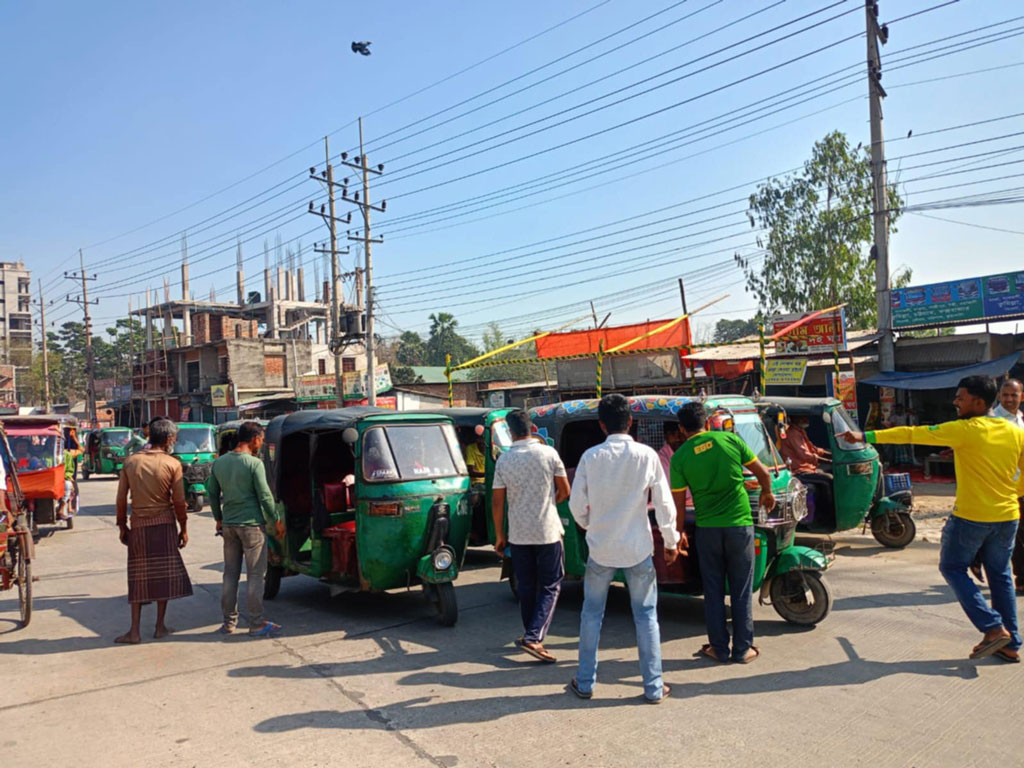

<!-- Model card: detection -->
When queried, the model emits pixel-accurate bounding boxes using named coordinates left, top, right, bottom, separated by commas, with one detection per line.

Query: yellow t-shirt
left=867, top=416, right=1024, bottom=523
left=464, top=442, right=486, bottom=477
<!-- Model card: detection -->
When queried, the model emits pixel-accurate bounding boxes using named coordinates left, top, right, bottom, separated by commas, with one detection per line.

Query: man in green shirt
left=670, top=401, right=775, bottom=664
left=208, top=421, right=280, bottom=638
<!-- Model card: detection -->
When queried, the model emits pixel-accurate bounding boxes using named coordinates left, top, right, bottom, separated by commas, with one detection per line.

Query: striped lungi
left=127, top=510, right=193, bottom=603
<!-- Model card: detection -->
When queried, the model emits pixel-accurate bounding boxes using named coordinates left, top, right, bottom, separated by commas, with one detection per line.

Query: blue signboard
left=892, top=272, right=1024, bottom=329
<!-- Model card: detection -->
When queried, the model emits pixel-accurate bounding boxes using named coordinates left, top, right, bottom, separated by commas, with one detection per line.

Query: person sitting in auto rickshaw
left=30, top=437, right=56, bottom=468
left=463, top=429, right=487, bottom=482
left=13, top=439, right=42, bottom=472
left=780, top=415, right=833, bottom=522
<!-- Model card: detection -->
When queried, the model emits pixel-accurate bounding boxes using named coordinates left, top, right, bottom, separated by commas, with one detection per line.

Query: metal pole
left=359, top=118, right=376, bottom=407
left=867, top=0, right=894, bottom=371
left=38, top=279, right=50, bottom=412
left=758, top=322, right=766, bottom=395
left=595, top=339, right=605, bottom=398
left=325, top=137, right=344, bottom=408
left=80, top=250, right=97, bottom=426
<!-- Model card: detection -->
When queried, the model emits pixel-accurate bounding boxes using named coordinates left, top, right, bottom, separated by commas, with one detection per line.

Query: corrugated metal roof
left=682, top=330, right=881, bottom=362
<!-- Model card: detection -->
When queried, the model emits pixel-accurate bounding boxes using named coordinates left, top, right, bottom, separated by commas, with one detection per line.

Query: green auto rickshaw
left=415, top=408, right=514, bottom=545
left=528, top=394, right=833, bottom=626
left=171, top=422, right=216, bottom=513
left=759, top=397, right=915, bottom=549
left=216, top=419, right=269, bottom=456
left=262, top=407, right=473, bottom=626
left=81, top=427, right=134, bottom=479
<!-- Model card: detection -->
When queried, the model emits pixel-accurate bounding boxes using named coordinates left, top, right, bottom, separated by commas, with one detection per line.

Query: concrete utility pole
left=866, top=0, right=894, bottom=371
left=65, top=250, right=98, bottom=427
left=309, top=138, right=352, bottom=408
left=36, top=279, right=50, bottom=412
left=342, top=117, right=386, bottom=407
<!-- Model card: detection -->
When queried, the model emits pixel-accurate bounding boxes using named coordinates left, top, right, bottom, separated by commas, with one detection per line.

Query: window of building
left=17, top=279, right=29, bottom=294
left=318, top=358, right=327, bottom=375
left=218, top=356, right=228, bottom=381
left=17, top=297, right=29, bottom=312
left=186, top=361, right=200, bottom=392
left=342, top=357, right=356, bottom=373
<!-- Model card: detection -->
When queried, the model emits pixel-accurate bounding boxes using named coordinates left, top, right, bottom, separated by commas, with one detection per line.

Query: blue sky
left=2, top=0, right=1022, bottom=344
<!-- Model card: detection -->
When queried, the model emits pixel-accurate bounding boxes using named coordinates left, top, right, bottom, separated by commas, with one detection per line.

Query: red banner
left=772, top=311, right=847, bottom=355
left=536, top=319, right=691, bottom=359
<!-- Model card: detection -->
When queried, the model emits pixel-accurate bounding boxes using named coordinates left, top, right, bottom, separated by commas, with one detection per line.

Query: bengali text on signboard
left=772, top=310, right=847, bottom=355
left=764, top=358, right=808, bottom=386
left=892, top=272, right=1024, bottom=329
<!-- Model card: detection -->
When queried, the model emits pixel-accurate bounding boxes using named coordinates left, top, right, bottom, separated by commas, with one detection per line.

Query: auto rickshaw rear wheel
left=770, top=570, right=832, bottom=626
left=264, top=565, right=283, bottom=600
left=871, top=512, right=916, bottom=549
left=424, top=582, right=458, bottom=627
left=17, top=539, right=31, bottom=628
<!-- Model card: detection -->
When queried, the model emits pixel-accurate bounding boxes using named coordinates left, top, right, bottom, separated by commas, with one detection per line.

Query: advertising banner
left=210, top=384, right=232, bottom=407
left=764, top=358, right=808, bottom=386
left=892, top=272, right=1024, bottom=329
left=343, top=365, right=392, bottom=398
left=295, top=374, right=336, bottom=403
left=831, top=371, right=859, bottom=425
left=772, top=310, right=847, bottom=355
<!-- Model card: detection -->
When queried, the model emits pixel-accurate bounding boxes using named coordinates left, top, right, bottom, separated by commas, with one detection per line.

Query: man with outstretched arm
left=839, top=375, right=1024, bottom=662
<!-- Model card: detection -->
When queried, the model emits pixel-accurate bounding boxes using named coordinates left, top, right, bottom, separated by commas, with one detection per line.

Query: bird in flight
left=351, top=41, right=372, bottom=56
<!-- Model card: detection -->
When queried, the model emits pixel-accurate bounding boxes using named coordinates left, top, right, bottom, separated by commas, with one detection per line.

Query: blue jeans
left=696, top=525, right=755, bottom=661
left=576, top=556, right=664, bottom=700
left=510, top=542, right=564, bottom=644
left=939, top=515, right=1021, bottom=650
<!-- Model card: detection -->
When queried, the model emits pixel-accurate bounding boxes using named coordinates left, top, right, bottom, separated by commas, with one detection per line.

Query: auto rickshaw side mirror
left=821, top=410, right=832, bottom=424
left=342, top=428, right=359, bottom=446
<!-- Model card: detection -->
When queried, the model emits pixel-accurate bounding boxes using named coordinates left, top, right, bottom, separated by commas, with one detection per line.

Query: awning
left=862, top=351, right=1021, bottom=390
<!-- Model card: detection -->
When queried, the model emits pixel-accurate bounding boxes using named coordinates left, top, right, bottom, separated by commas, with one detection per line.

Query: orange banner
left=536, top=319, right=691, bottom=359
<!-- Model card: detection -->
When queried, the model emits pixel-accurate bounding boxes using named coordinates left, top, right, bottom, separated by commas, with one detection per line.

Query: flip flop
left=993, top=648, right=1021, bottom=664
left=969, top=634, right=1012, bottom=659
left=516, top=637, right=556, bottom=663
left=569, top=678, right=592, bottom=700
left=698, top=644, right=728, bottom=663
left=734, top=646, right=761, bottom=664
left=249, top=621, right=281, bottom=638
left=644, top=684, right=672, bottom=704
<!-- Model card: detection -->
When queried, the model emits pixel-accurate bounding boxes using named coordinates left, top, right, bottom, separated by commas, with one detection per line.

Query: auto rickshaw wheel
left=424, top=582, right=458, bottom=627
left=264, top=565, right=283, bottom=600
left=65, top=515, right=74, bottom=530
left=770, top=571, right=832, bottom=626
left=871, top=512, right=916, bottom=549
left=17, top=539, right=31, bottom=628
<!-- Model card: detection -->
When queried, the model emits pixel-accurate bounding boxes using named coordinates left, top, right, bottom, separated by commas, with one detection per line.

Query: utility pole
left=343, top=118, right=386, bottom=407
left=309, top=137, right=352, bottom=408
left=65, top=250, right=98, bottom=427
left=35, top=279, right=50, bottom=412
left=866, top=0, right=894, bottom=371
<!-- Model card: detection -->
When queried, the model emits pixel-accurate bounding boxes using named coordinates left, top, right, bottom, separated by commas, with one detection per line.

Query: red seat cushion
left=323, top=483, right=350, bottom=513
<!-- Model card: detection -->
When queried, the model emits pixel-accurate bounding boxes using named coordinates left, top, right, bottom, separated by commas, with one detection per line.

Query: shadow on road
left=834, top=583, right=954, bottom=611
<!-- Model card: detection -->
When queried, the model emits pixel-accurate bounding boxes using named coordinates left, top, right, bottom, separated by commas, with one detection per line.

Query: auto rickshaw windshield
left=173, top=426, right=215, bottom=454
left=491, top=419, right=513, bottom=453
left=734, top=416, right=782, bottom=467
left=830, top=406, right=865, bottom=450
left=362, top=424, right=467, bottom=482
left=101, top=431, right=132, bottom=447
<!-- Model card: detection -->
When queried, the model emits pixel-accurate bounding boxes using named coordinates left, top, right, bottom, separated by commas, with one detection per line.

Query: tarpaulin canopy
left=535, top=319, right=691, bottom=359
left=862, top=351, right=1021, bottom=390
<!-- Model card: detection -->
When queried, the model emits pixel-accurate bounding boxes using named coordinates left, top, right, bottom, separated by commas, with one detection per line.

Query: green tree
left=469, top=322, right=547, bottom=383
left=426, top=312, right=479, bottom=367
left=390, top=365, right=424, bottom=385
left=395, top=330, right=428, bottom=366
left=712, top=318, right=759, bottom=344
left=741, top=131, right=908, bottom=330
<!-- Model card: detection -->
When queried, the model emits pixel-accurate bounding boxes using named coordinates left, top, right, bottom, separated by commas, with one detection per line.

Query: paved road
left=1, top=479, right=1021, bottom=768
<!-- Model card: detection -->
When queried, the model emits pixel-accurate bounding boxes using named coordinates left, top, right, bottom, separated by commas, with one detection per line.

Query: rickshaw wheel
left=770, top=571, right=832, bottom=626
left=264, top=565, right=283, bottom=600
left=424, top=582, right=458, bottom=627
left=65, top=516, right=74, bottom=530
left=16, top=539, right=31, bottom=628
left=871, top=512, right=916, bottom=549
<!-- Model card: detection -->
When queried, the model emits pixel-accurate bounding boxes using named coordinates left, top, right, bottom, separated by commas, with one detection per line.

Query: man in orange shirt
left=780, top=416, right=833, bottom=525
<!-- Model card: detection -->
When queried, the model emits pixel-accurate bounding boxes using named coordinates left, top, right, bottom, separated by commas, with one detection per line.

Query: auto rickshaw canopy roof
left=758, top=396, right=842, bottom=417
left=412, top=407, right=511, bottom=429
left=0, top=415, right=78, bottom=431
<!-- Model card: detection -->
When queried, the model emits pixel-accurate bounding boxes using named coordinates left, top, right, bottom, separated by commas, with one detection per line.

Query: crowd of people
left=108, top=374, right=1024, bottom=697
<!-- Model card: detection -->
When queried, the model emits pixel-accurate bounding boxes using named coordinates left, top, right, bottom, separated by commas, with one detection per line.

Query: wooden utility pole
left=37, top=279, right=50, bottom=412
left=65, top=250, right=98, bottom=427
left=343, top=118, right=385, bottom=407
left=866, top=0, right=894, bottom=371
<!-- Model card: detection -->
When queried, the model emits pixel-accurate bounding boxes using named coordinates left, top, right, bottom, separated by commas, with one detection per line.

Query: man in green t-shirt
left=670, top=401, right=775, bottom=664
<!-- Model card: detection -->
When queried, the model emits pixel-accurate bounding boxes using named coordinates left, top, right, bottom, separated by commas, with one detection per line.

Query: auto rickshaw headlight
left=432, top=546, right=455, bottom=571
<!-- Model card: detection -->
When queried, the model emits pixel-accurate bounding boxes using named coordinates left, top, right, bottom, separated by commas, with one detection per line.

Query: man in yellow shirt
left=841, top=375, right=1024, bottom=662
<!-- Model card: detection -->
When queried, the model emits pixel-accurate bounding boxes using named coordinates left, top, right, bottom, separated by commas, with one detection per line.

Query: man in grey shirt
left=492, top=409, right=570, bottom=663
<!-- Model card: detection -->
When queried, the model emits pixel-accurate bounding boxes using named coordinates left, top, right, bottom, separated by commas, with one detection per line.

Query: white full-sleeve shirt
left=568, top=433, right=680, bottom=568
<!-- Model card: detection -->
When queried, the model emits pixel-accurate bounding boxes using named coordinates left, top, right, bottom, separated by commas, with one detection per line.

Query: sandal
left=698, top=644, right=728, bottom=663
left=734, top=646, right=761, bottom=664
left=516, top=637, right=556, bottom=663
left=993, top=648, right=1021, bottom=664
left=969, top=633, right=1012, bottom=659
left=249, top=621, right=281, bottom=638
left=569, top=678, right=592, bottom=700
left=644, top=684, right=672, bottom=704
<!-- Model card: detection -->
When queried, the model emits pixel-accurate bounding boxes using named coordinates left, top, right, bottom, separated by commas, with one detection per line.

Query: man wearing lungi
left=115, top=418, right=192, bottom=644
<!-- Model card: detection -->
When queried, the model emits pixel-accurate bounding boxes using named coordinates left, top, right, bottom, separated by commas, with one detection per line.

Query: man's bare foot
left=114, top=632, right=141, bottom=644
left=153, top=625, right=175, bottom=639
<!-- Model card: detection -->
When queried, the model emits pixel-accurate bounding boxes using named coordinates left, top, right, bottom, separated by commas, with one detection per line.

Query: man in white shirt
left=568, top=394, right=680, bottom=703
left=492, top=410, right=570, bottom=663
left=993, top=378, right=1024, bottom=591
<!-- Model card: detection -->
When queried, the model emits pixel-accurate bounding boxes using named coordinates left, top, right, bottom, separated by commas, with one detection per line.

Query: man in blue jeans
left=671, top=401, right=775, bottom=664
left=841, top=375, right=1024, bottom=661
left=568, top=394, right=680, bottom=703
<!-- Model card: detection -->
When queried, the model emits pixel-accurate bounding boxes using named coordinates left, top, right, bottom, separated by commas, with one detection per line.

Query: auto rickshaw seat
left=322, top=482, right=352, bottom=513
